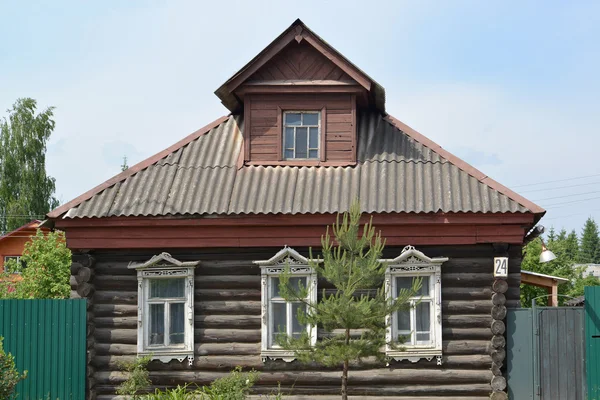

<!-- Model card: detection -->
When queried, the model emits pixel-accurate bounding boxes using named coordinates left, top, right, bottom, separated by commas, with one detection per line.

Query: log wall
left=82, top=244, right=522, bottom=400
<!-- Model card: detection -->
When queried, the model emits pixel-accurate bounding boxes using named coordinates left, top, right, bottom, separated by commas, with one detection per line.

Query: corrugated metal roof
left=63, top=111, right=530, bottom=219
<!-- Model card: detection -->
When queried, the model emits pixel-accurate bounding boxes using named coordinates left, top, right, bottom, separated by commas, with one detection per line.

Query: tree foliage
left=0, top=230, right=71, bottom=299
left=277, top=202, right=419, bottom=400
left=0, top=98, right=58, bottom=234
left=521, top=219, right=600, bottom=306
left=0, top=336, right=27, bottom=400
left=579, top=217, right=600, bottom=264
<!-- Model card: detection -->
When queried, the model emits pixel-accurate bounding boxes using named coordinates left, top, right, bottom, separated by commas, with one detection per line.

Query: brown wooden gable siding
left=78, top=244, right=520, bottom=399
left=246, top=93, right=356, bottom=163
left=247, top=40, right=354, bottom=83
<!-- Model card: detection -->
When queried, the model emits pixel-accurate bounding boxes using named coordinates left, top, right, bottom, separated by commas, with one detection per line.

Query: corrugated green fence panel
left=586, top=286, right=600, bottom=399
left=506, top=308, right=534, bottom=400
left=0, top=299, right=86, bottom=400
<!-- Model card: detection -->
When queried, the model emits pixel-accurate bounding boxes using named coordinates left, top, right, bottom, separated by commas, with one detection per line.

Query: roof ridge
left=47, top=115, right=231, bottom=219
left=383, top=115, right=545, bottom=216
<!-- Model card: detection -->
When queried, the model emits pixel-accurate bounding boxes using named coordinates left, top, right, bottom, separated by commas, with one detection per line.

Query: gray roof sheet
left=63, top=111, right=531, bottom=218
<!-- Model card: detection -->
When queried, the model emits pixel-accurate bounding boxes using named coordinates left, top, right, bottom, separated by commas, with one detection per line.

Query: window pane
left=271, top=277, right=281, bottom=297
left=308, top=150, right=318, bottom=159
left=418, top=276, right=430, bottom=296
left=284, top=149, right=294, bottom=159
left=309, top=127, right=319, bottom=148
left=396, top=276, right=429, bottom=297
left=285, top=113, right=302, bottom=125
left=169, top=303, right=185, bottom=345
left=150, top=278, right=185, bottom=298
left=295, top=127, right=308, bottom=158
left=271, top=302, right=287, bottom=345
left=397, top=309, right=410, bottom=332
left=284, top=127, right=294, bottom=148
left=416, top=302, right=431, bottom=342
left=303, top=113, right=319, bottom=126
left=288, top=277, right=306, bottom=293
left=149, top=304, right=165, bottom=345
left=396, top=277, right=413, bottom=293
left=291, top=303, right=306, bottom=338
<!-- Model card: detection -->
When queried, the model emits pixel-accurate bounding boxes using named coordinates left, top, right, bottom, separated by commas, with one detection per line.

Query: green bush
left=0, top=336, right=27, bottom=400
left=145, top=384, right=197, bottom=400
left=116, top=355, right=152, bottom=399
left=199, top=367, right=260, bottom=400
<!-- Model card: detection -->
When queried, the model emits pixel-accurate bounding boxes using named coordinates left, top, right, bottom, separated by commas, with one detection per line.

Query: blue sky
left=1, top=1, right=599, bottom=235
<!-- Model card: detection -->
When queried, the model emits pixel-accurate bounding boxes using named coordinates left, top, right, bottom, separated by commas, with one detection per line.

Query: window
left=382, top=246, right=447, bottom=365
left=254, top=246, right=318, bottom=362
left=4, top=256, right=25, bottom=274
left=283, top=111, right=320, bottom=160
left=129, top=253, right=200, bottom=365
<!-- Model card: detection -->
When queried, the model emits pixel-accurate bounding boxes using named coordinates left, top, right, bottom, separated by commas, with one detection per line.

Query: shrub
left=199, top=367, right=260, bottom=400
left=0, top=336, right=27, bottom=400
left=116, top=355, right=152, bottom=399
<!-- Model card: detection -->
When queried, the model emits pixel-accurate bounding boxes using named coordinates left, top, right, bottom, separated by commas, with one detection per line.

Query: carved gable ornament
left=254, top=246, right=321, bottom=275
left=128, top=252, right=200, bottom=270
left=380, top=245, right=448, bottom=273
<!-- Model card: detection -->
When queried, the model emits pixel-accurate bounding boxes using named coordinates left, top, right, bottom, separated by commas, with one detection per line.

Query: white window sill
left=138, top=350, right=194, bottom=365
left=261, top=350, right=298, bottom=363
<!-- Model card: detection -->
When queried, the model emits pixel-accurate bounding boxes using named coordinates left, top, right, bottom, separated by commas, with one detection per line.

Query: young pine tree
left=579, top=217, right=600, bottom=264
left=277, top=202, right=420, bottom=400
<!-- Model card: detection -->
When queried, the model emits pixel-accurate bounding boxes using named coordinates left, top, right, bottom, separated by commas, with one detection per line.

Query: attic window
left=283, top=111, right=320, bottom=159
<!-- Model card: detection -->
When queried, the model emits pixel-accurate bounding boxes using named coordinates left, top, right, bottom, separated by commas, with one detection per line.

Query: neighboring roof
left=521, top=270, right=570, bottom=283
left=0, top=220, right=42, bottom=243
left=215, top=19, right=386, bottom=113
left=49, top=111, right=544, bottom=219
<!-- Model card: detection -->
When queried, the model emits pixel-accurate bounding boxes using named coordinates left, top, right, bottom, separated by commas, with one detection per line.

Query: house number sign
left=493, top=257, right=508, bottom=278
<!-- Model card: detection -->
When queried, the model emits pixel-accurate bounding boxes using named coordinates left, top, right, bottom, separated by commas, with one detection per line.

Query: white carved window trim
left=381, top=245, right=448, bottom=365
left=129, top=253, right=200, bottom=365
left=254, top=246, right=319, bottom=362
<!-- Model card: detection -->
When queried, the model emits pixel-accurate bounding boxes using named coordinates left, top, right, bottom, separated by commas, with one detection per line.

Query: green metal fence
left=0, top=299, right=87, bottom=400
left=507, top=307, right=586, bottom=400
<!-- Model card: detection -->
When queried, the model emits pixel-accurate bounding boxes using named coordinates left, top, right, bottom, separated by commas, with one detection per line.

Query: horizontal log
left=95, top=343, right=137, bottom=356
left=443, top=314, right=493, bottom=328
left=93, top=261, right=258, bottom=276
left=95, top=328, right=261, bottom=345
left=94, top=304, right=137, bottom=317
left=95, top=314, right=262, bottom=330
left=76, top=266, right=94, bottom=284
left=491, top=305, right=507, bottom=320
left=492, top=279, right=508, bottom=294
left=444, top=340, right=490, bottom=355
left=491, top=376, right=507, bottom=391
left=491, top=335, right=506, bottom=349
left=72, top=253, right=95, bottom=268
left=196, top=301, right=261, bottom=315
left=96, top=368, right=493, bottom=386
left=443, top=300, right=492, bottom=313
left=491, top=293, right=506, bottom=306
left=442, top=328, right=492, bottom=340
left=490, top=320, right=505, bottom=335
left=197, top=342, right=260, bottom=356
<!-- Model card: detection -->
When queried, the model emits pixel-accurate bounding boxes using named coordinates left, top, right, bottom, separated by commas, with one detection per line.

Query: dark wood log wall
left=245, top=93, right=356, bottom=162
left=79, top=244, right=522, bottom=400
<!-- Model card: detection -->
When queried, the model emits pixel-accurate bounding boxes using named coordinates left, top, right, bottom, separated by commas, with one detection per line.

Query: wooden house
left=46, top=19, right=545, bottom=400
left=0, top=220, right=46, bottom=274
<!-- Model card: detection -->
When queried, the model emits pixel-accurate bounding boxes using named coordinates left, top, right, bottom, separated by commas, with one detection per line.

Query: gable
left=247, top=41, right=355, bottom=83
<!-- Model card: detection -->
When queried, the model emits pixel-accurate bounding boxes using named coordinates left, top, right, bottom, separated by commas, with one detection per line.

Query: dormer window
left=283, top=111, right=320, bottom=159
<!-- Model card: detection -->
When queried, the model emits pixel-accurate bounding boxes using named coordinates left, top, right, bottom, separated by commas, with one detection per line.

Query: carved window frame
left=129, top=253, right=200, bottom=365
left=254, top=246, right=318, bottom=362
left=381, top=246, right=448, bottom=365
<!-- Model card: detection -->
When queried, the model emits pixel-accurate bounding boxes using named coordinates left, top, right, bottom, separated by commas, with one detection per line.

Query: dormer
left=215, top=19, right=385, bottom=166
